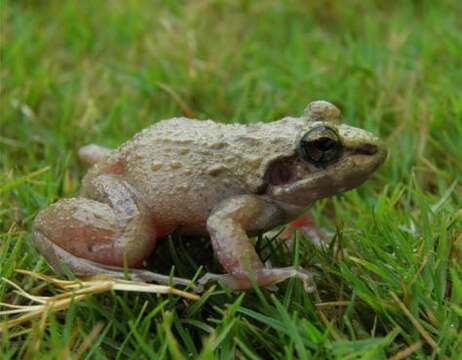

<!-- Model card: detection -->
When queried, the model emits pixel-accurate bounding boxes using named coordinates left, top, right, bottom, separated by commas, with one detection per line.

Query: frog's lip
left=349, top=141, right=388, bottom=167
left=350, top=143, right=380, bottom=156
left=268, top=143, right=387, bottom=202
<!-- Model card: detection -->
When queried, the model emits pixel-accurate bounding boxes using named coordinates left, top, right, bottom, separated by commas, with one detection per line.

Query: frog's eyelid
left=303, top=100, right=342, bottom=123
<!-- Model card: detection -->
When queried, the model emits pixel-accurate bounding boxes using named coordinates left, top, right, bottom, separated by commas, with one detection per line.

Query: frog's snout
left=377, top=140, right=388, bottom=164
left=352, top=143, right=379, bottom=156
left=339, top=124, right=387, bottom=166
left=354, top=139, right=387, bottom=161
left=371, top=137, right=388, bottom=165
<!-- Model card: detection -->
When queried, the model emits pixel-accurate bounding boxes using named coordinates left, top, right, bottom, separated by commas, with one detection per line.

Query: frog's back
left=83, top=116, right=304, bottom=233
left=117, top=116, right=305, bottom=191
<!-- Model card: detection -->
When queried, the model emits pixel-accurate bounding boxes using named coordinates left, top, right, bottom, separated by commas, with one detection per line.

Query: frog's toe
left=198, top=272, right=233, bottom=289
left=298, top=271, right=317, bottom=293
left=127, top=269, right=202, bottom=292
left=287, top=266, right=317, bottom=293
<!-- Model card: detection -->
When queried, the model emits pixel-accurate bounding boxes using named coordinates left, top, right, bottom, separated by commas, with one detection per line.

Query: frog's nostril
left=354, top=144, right=378, bottom=155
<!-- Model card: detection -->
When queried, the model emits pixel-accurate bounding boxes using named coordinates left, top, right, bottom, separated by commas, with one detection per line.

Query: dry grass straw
left=0, top=269, right=199, bottom=333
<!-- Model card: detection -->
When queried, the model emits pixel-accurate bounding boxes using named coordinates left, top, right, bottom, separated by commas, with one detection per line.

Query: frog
left=32, top=100, right=387, bottom=292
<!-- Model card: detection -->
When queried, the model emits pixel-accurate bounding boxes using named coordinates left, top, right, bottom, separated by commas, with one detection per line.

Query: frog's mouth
left=264, top=142, right=387, bottom=205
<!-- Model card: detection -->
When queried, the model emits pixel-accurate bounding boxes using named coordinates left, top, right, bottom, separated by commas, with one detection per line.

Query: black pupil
left=314, top=137, right=336, bottom=151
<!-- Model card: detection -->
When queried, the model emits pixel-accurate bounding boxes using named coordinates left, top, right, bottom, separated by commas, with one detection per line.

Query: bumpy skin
left=32, top=100, right=387, bottom=292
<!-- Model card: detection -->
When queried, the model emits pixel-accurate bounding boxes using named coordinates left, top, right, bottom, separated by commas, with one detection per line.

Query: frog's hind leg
left=32, top=230, right=199, bottom=290
left=79, top=144, right=112, bottom=166
left=32, top=175, right=197, bottom=290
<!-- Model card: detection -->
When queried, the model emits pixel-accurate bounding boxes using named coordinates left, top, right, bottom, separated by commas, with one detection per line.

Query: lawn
left=1, top=0, right=461, bottom=358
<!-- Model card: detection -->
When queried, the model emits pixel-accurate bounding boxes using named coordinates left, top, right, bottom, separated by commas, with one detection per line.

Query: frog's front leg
left=32, top=174, right=197, bottom=289
left=200, top=195, right=316, bottom=292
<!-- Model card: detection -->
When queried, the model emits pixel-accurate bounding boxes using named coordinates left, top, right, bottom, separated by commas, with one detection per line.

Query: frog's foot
left=32, top=229, right=201, bottom=292
left=198, top=266, right=316, bottom=293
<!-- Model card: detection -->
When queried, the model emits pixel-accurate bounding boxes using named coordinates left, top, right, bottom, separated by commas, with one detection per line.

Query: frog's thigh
left=32, top=229, right=199, bottom=289
left=33, top=175, right=157, bottom=269
left=204, top=195, right=316, bottom=291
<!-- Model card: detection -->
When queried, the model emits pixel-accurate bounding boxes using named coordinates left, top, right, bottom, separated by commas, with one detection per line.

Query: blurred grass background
left=1, top=0, right=461, bottom=358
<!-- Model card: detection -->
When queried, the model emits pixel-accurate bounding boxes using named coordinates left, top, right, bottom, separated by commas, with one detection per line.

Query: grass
left=1, top=0, right=461, bottom=358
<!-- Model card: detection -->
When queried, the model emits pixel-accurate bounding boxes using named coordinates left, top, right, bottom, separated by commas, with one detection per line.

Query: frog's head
left=264, top=101, right=387, bottom=206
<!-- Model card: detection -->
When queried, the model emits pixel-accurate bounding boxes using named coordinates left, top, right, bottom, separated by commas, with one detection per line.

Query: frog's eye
left=299, top=126, right=342, bottom=166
